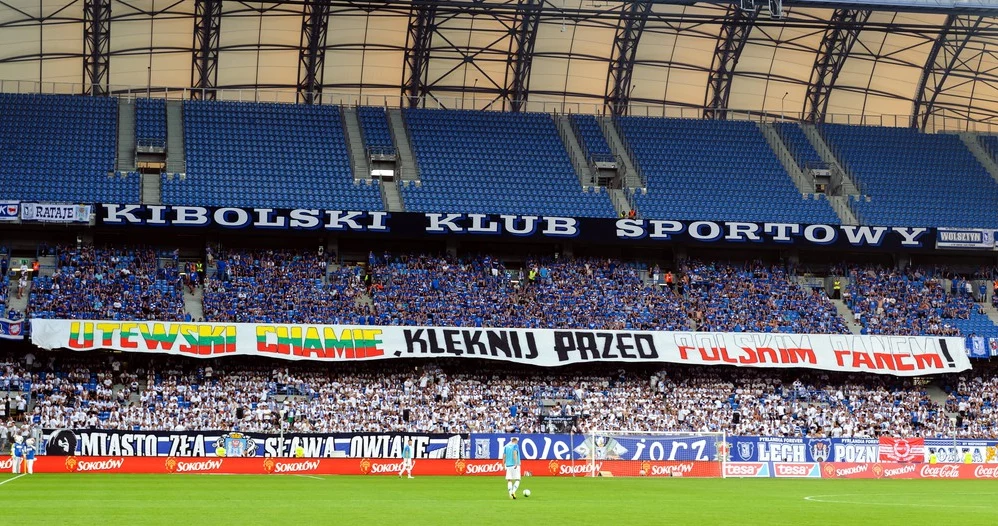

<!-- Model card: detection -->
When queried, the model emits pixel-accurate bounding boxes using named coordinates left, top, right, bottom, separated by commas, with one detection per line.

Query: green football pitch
left=2, top=473, right=996, bottom=525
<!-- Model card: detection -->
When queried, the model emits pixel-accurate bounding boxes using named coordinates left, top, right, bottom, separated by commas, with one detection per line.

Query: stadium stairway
left=801, top=124, right=861, bottom=196
left=380, top=179, right=404, bottom=212
left=925, top=384, right=951, bottom=410
left=830, top=298, right=862, bottom=335
left=797, top=275, right=862, bottom=334
left=958, top=133, right=998, bottom=184
left=608, top=188, right=632, bottom=216
left=341, top=107, right=371, bottom=180
left=141, top=174, right=161, bottom=204
left=599, top=116, right=644, bottom=188
left=116, top=98, right=136, bottom=172
left=184, top=283, right=204, bottom=320
left=165, top=101, right=186, bottom=173
left=554, top=114, right=598, bottom=187
left=7, top=278, right=30, bottom=315
left=387, top=109, right=420, bottom=182
left=758, top=122, right=814, bottom=194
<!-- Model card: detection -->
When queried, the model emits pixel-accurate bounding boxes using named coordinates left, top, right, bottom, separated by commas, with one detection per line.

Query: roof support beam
left=82, top=0, right=111, bottom=96
left=506, top=0, right=542, bottom=112
left=297, top=0, right=331, bottom=104
left=910, top=15, right=984, bottom=131
left=804, top=8, right=871, bottom=123
left=191, top=0, right=222, bottom=100
left=401, top=2, right=437, bottom=108
left=605, top=1, right=651, bottom=116
left=704, top=4, right=758, bottom=120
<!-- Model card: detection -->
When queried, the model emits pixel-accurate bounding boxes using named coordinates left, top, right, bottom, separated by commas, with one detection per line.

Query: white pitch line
left=296, top=475, right=324, bottom=480
left=0, top=474, right=26, bottom=487
left=803, top=494, right=991, bottom=510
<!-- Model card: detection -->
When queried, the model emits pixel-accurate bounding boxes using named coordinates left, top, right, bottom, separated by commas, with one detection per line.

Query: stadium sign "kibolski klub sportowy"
left=95, top=204, right=962, bottom=250
left=31, top=319, right=971, bottom=376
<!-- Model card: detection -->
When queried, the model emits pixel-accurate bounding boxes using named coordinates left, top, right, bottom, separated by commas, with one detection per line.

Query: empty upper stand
left=0, top=93, right=134, bottom=203
left=821, top=125, right=998, bottom=228
left=162, top=101, right=381, bottom=210
left=400, top=109, right=616, bottom=217
left=570, top=114, right=614, bottom=163
left=357, top=106, right=395, bottom=156
left=616, top=118, right=840, bottom=224
left=135, top=98, right=167, bottom=150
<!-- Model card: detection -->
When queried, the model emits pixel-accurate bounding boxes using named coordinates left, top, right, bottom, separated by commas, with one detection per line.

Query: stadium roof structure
left=0, top=0, right=997, bottom=131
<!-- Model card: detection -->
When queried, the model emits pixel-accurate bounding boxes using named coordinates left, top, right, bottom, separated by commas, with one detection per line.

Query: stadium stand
left=821, top=124, right=998, bottom=228
left=357, top=106, right=395, bottom=156
left=161, top=101, right=382, bottom=210
left=0, top=93, right=135, bottom=203
left=6, top=352, right=995, bottom=438
left=843, top=266, right=997, bottom=337
left=399, top=109, right=616, bottom=217
left=682, top=260, right=849, bottom=334
left=615, top=118, right=840, bottom=224
left=569, top=114, right=615, bottom=163
left=369, top=254, right=688, bottom=330
left=202, top=248, right=372, bottom=324
left=28, top=245, right=185, bottom=321
left=135, top=98, right=167, bottom=150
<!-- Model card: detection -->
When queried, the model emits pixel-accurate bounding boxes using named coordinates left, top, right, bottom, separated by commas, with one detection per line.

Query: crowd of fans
left=369, top=254, right=689, bottom=330
left=844, top=266, right=977, bottom=336
left=682, top=260, right=849, bottom=334
left=201, top=248, right=372, bottom=324
left=28, top=245, right=185, bottom=321
left=8, top=245, right=998, bottom=346
left=3, top=351, right=997, bottom=440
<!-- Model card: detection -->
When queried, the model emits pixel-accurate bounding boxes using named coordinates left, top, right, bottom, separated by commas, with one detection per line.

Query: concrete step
left=116, top=98, right=136, bottom=172
left=827, top=195, right=859, bottom=226
left=380, top=179, right=404, bottom=212
left=554, top=114, right=596, bottom=186
left=925, top=384, right=950, bottom=407
left=165, top=101, right=186, bottom=173
left=598, top=117, right=644, bottom=188
left=7, top=278, right=31, bottom=315
left=341, top=106, right=370, bottom=180
left=387, top=109, right=420, bottom=181
left=141, top=173, right=161, bottom=205
left=759, top=122, right=813, bottom=194
left=608, top=188, right=631, bottom=217
left=183, top=285, right=204, bottom=320
left=830, top=298, right=862, bottom=335
left=957, top=132, right=998, bottom=185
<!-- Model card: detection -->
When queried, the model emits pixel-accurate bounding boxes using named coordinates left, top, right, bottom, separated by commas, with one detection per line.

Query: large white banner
left=30, top=319, right=971, bottom=376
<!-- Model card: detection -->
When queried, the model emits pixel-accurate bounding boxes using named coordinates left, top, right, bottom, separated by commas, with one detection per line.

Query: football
left=522, top=489, right=531, bottom=497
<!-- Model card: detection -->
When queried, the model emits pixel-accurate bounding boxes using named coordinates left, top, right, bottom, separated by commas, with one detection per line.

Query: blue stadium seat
left=570, top=114, right=615, bottom=164
left=163, top=100, right=382, bottom=210
left=0, top=93, right=135, bottom=203
left=135, top=98, right=167, bottom=149
left=400, top=109, right=616, bottom=217
left=357, top=106, right=395, bottom=156
left=821, top=124, right=998, bottom=228
left=616, top=117, right=839, bottom=224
